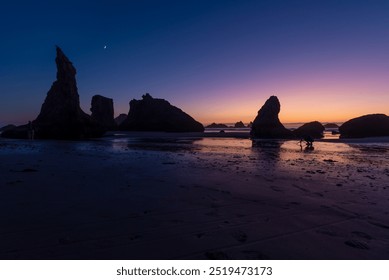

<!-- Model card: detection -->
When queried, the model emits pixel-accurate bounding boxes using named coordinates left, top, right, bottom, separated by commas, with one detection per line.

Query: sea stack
left=206, top=123, right=228, bottom=128
left=339, top=114, right=389, bottom=138
left=294, top=121, right=325, bottom=139
left=120, top=93, right=204, bottom=132
left=250, top=96, right=293, bottom=138
left=32, top=47, right=105, bottom=139
left=90, top=95, right=116, bottom=130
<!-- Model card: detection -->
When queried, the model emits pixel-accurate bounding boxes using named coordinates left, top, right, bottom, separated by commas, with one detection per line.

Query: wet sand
left=1, top=134, right=389, bottom=259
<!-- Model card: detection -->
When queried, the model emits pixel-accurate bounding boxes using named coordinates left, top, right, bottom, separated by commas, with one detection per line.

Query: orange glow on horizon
left=186, top=87, right=389, bottom=125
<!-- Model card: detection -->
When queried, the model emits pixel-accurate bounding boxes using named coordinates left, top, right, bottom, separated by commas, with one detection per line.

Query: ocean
left=204, top=122, right=343, bottom=139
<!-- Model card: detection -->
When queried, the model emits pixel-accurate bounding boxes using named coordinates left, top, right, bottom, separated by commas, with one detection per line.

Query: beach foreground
left=1, top=133, right=389, bottom=259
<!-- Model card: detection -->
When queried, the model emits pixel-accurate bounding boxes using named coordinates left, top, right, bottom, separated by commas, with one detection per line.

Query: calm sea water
left=206, top=122, right=343, bottom=129
left=205, top=122, right=342, bottom=139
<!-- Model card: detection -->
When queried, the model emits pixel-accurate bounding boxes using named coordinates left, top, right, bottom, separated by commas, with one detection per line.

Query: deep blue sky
left=1, top=0, right=389, bottom=126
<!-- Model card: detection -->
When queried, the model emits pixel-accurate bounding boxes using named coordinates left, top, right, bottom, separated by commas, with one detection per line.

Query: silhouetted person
left=28, top=121, right=35, bottom=140
left=299, top=135, right=314, bottom=150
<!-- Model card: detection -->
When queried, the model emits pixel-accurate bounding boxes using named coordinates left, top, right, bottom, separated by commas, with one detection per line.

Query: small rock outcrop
left=90, top=95, right=115, bottom=129
left=294, top=121, right=325, bottom=138
left=0, top=124, right=16, bottom=132
left=115, top=114, right=128, bottom=126
left=339, top=114, right=389, bottom=138
left=250, top=96, right=293, bottom=138
left=120, top=93, right=204, bottom=132
left=206, top=123, right=228, bottom=128
left=234, top=121, right=246, bottom=128
left=1, top=123, right=31, bottom=139
left=324, top=123, right=339, bottom=129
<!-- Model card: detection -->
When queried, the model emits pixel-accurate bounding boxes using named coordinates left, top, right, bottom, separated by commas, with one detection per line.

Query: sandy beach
left=1, top=133, right=389, bottom=259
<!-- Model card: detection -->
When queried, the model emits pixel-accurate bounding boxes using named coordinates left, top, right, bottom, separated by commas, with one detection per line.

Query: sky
left=1, top=0, right=389, bottom=126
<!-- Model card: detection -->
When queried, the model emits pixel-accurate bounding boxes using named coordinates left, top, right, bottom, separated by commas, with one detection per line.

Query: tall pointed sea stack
left=33, top=47, right=104, bottom=139
left=35, top=47, right=85, bottom=123
left=250, top=96, right=293, bottom=138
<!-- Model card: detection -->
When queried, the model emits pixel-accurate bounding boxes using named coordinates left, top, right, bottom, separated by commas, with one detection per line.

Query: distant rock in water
left=1, top=124, right=30, bottom=139
left=234, top=121, right=246, bottom=128
left=206, top=123, right=228, bottom=128
left=114, top=114, right=128, bottom=126
left=339, top=114, right=389, bottom=138
left=324, top=123, right=339, bottom=129
left=120, top=93, right=204, bottom=132
left=294, top=121, right=325, bottom=139
left=91, top=95, right=115, bottom=129
left=2, top=47, right=105, bottom=139
left=250, top=96, right=293, bottom=138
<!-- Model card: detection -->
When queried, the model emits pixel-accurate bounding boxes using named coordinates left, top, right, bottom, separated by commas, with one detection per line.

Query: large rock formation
left=339, top=114, right=389, bottom=138
left=1, top=47, right=105, bottom=139
left=293, top=121, right=325, bottom=139
left=120, top=93, right=204, bottom=132
left=90, top=95, right=115, bottom=129
left=250, top=96, right=293, bottom=138
left=114, top=114, right=128, bottom=126
left=29, top=47, right=104, bottom=139
left=206, top=123, right=228, bottom=128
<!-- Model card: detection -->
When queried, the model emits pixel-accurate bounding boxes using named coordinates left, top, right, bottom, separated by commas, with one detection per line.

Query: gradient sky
left=1, top=0, right=389, bottom=126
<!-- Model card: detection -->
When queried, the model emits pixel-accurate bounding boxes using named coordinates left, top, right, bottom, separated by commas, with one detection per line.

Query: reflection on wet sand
left=1, top=136, right=389, bottom=259
left=251, top=140, right=283, bottom=163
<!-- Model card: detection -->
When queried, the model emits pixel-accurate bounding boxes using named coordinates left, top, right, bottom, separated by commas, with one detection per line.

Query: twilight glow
left=1, top=0, right=389, bottom=126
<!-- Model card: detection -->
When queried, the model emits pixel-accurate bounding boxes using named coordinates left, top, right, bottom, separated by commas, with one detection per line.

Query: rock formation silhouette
left=31, top=47, right=105, bottom=139
left=250, top=96, right=293, bottom=138
left=114, top=114, right=128, bottom=126
left=234, top=121, right=246, bottom=128
left=294, top=121, right=325, bottom=139
left=2, top=47, right=106, bottom=139
left=120, top=93, right=204, bottom=132
left=339, top=114, right=389, bottom=138
left=0, top=124, right=16, bottom=133
left=91, top=95, right=115, bottom=129
left=206, top=123, right=228, bottom=128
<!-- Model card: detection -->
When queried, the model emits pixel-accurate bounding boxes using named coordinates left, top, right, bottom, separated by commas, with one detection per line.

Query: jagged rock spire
left=35, top=46, right=83, bottom=123
left=32, top=46, right=104, bottom=139
left=55, top=46, right=76, bottom=82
